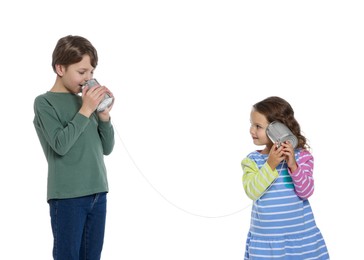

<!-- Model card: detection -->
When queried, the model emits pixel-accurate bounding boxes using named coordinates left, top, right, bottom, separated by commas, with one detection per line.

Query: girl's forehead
left=250, top=110, right=268, bottom=123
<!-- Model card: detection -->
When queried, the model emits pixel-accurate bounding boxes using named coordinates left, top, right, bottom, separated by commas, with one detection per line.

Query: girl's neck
left=261, top=144, right=273, bottom=154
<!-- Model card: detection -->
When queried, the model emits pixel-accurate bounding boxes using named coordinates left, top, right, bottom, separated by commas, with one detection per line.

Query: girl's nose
left=249, top=128, right=255, bottom=136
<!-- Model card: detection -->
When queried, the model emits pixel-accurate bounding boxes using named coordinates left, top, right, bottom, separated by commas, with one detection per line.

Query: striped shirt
left=241, top=149, right=329, bottom=259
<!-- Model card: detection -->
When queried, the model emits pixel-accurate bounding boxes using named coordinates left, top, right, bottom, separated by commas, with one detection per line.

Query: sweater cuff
left=98, top=117, right=112, bottom=128
left=75, top=113, right=90, bottom=129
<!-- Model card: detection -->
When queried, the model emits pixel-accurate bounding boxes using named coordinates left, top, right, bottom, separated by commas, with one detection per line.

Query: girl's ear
left=55, top=64, right=65, bottom=77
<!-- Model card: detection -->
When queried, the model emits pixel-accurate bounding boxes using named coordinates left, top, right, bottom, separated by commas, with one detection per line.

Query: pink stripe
left=290, top=150, right=315, bottom=199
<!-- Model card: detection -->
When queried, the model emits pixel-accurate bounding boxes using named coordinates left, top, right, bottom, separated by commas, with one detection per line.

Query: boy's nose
left=85, top=72, right=94, bottom=81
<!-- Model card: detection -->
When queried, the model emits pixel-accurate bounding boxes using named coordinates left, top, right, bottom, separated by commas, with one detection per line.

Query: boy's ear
left=55, top=64, right=65, bottom=76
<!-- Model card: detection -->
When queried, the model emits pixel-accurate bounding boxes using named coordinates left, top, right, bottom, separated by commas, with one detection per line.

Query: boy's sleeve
left=98, top=119, right=115, bottom=155
left=241, top=157, right=279, bottom=201
left=33, top=96, right=90, bottom=156
left=289, top=149, right=315, bottom=200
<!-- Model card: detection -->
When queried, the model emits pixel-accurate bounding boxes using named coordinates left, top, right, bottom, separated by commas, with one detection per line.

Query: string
left=113, top=123, right=251, bottom=219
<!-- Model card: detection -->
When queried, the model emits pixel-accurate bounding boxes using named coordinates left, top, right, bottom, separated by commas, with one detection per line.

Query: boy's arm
left=289, top=150, right=315, bottom=200
left=98, top=119, right=115, bottom=155
left=34, top=96, right=89, bottom=156
left=242, top=157, right=279, bottom=201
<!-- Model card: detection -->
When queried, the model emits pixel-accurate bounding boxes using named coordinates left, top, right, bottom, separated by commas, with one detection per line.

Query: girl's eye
left=250, top=124, right=261, bottom=130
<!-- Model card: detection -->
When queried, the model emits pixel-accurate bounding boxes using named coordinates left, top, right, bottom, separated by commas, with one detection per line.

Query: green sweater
left=33, top=92, right=115, bottom=201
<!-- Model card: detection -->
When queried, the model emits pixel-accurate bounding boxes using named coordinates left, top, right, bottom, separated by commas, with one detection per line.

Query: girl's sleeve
left=98, top=119, right=115, bottom=155
left=241, top=157, right=279, bottom=201
left=289, top=149, right=315, bottom=200
left=34, top=96, right=90, bottom=156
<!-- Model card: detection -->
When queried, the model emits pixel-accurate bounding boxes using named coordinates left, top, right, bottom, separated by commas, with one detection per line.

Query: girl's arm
left=241, top=157, right=279, bottom=200
left=289, top=149, right=315, bottom=200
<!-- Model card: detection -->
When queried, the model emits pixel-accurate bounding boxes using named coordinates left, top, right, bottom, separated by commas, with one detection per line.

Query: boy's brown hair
left=52, top=35, right=98, bottom=74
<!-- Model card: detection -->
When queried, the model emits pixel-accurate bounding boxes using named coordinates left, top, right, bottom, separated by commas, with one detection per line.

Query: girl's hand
left=281, top=141, right=298, bottom=172
left=267, top=143, right=285, bottom=170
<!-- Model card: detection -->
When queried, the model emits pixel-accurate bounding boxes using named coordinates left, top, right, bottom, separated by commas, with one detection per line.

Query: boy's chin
left=76, top=86, right=83, bottom=93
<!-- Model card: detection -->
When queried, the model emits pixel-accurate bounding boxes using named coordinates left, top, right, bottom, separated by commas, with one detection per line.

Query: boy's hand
left=98, top=87, right=114, bottom=122
left=79, top=86, right=108, bottom=118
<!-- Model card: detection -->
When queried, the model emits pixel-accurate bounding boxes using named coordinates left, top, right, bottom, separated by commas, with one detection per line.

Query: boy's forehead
left=72, top=55, right=94, bottom=70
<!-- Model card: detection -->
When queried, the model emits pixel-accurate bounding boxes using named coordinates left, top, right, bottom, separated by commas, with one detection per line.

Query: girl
left=241, top=96, right=329, bottom=259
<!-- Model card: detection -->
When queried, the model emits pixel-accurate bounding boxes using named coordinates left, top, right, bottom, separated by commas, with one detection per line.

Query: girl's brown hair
left=253, top=96, right=308, bottom=149
left=51, top=35, right=98, bottom=74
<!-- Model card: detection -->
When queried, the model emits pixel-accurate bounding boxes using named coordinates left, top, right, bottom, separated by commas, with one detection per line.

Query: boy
left=33, top=35, right=115, bottom=260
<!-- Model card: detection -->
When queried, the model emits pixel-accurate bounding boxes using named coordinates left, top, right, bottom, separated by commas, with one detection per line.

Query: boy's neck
left=50, top=78, right=70, bottom=93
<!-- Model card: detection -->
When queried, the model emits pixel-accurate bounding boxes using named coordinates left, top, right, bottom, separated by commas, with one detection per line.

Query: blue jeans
left=49, top=193, right=107, bottom=260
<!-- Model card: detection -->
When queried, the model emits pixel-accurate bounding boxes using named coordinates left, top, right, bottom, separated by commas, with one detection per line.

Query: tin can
left=266, top=121, right=298, bottom=148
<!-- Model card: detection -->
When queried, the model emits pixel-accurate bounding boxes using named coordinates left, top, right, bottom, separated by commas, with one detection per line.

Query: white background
left=1, top=1, right=363, bottom=259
